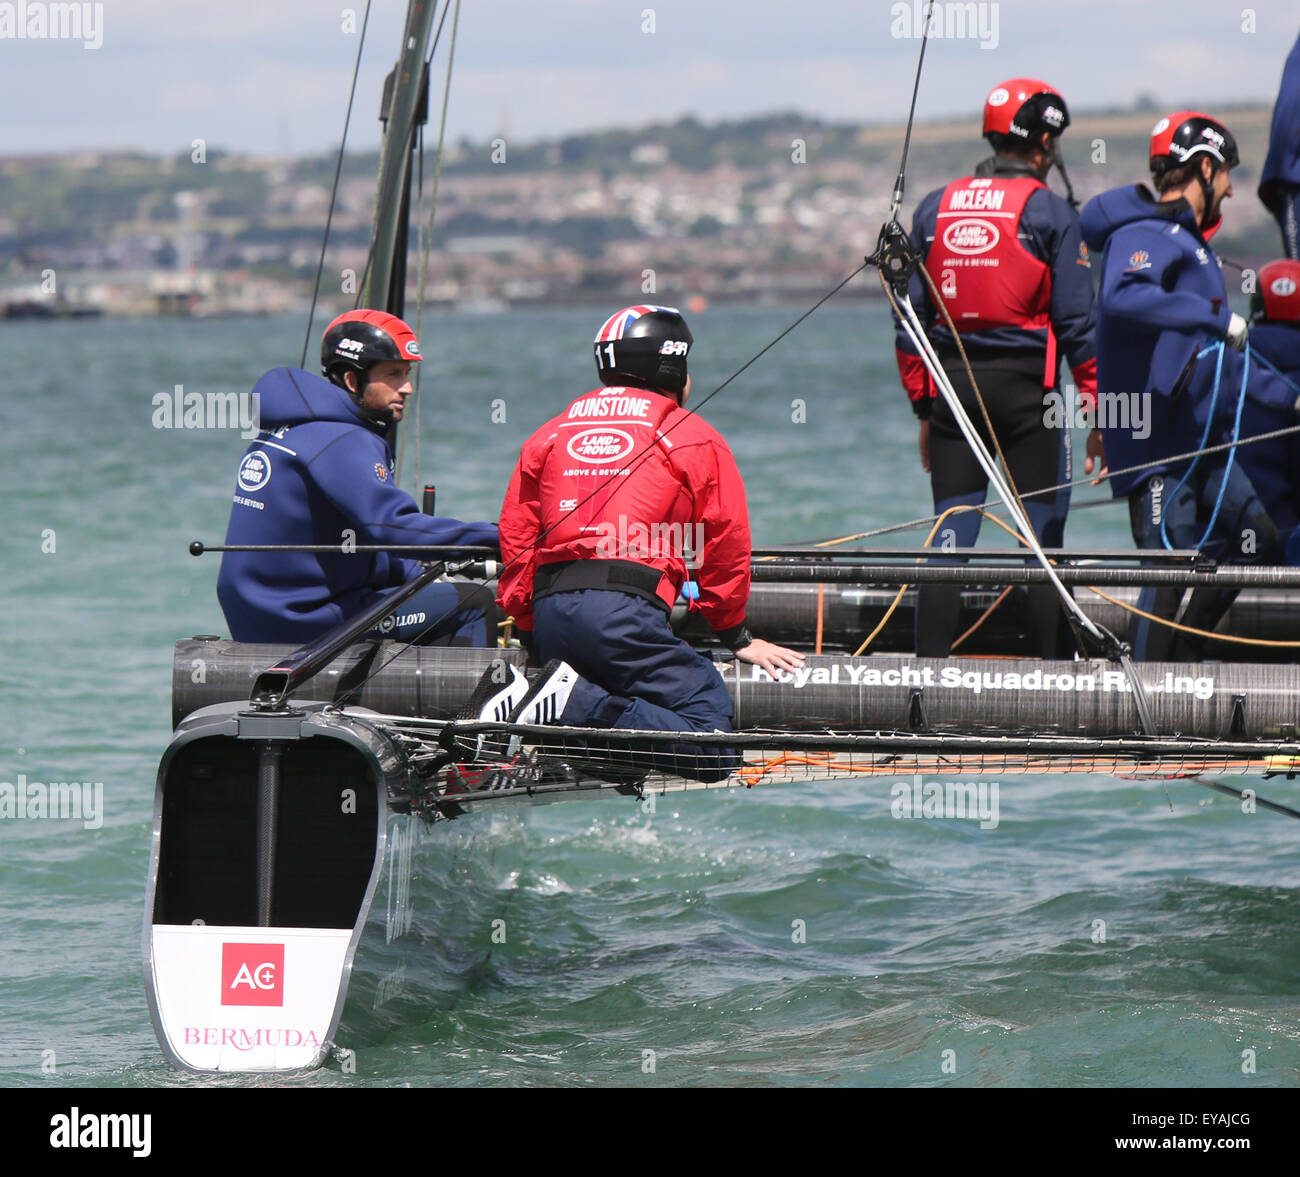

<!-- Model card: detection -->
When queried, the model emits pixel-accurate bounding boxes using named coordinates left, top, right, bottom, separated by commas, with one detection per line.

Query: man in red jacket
left=475, top=305, right=802, bottom=781
left=896, top=79, right=1102, bottom=658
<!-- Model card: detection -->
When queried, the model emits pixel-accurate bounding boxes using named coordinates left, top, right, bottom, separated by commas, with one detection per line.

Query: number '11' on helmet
left=593, top=305, right=693, bottom=396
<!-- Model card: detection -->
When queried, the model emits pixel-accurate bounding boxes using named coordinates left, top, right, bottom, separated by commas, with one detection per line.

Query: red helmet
left=320, top=309, right=422, bottom=390
left=1251, top=260, right=1300, bottom=323
left=983, top=78, right=1069, bottom=145
left=1149, top=111, right=1239, bottom=177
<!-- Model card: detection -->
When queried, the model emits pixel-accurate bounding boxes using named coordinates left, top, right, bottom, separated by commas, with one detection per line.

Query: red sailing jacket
left=498, top=386, right=752, bottom=634
left=927, top=175, right=1052, bottom=331
left=896, top=164, right=1098, bottom=415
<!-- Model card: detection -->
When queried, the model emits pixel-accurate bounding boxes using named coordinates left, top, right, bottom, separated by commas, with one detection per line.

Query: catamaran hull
left=674, top=583, right=1300, bottom=660
left=172, top=641, right=1300, bottom=742
left=142, top=703, right=411, bottom=1073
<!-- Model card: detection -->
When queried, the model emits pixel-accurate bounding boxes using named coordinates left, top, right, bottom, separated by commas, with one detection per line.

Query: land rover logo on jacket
left=237, top=451, right=272, bottom=492
left=941, top=218, right=1000, bottom=255
left=566, top=427, right=635, bottom=464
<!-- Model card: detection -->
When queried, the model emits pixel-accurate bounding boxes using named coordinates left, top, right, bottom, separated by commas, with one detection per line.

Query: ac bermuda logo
left=566, top=427, right=635, bottom=464
left=237, top=451, right=272, bottom=492
left=221, top=943, right=284, bottom=1006
left=941, top=218, right=999, bottom=255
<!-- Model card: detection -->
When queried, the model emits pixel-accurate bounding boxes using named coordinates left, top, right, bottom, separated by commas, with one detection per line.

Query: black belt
left=533, top=559, right=668, bottom=612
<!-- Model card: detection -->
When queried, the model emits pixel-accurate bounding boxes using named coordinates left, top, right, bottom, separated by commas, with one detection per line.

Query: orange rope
left=949, top=585, right=1015, bottom=652
left=1082, top=585, right=1300, bottom=649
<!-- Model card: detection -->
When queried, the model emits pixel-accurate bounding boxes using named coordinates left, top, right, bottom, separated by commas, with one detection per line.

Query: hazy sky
left=2, top=0, right=1296, bottom=156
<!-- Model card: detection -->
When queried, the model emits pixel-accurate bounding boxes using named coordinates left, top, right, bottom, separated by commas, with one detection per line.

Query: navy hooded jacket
left=1080, top=184, right=1236, bottom=496
left=1260, top=33, right=1300, bottom=207
left=216, top=367, right=498, bottom=642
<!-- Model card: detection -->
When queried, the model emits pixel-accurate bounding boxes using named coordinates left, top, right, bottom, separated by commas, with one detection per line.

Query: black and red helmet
left=983, top=78, right=1070, bottom=146
left=1149, top=111, right=1240, bottom=177
left=320, top=309, right=422, bottom=390
left=1251, top=259, right=1300, bottom=323
left=592, top=305, right=693, bottom=396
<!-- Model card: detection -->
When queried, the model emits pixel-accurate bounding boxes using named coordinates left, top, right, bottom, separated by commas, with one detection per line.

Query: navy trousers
left=1127, top=466, right=1278, bottom=660
left=363, top=579, right=495, bottom=646
left=920, top=353, right=1074, bottom=657
left=533, top=589, right=739, bottom=782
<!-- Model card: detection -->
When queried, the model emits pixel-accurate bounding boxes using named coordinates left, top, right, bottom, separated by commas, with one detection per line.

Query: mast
left=365, top=1, right=435, bottom=318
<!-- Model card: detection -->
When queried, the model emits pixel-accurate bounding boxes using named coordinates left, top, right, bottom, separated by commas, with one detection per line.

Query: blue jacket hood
left=1080, top=184, right=1204, bottom=253
left=251, top=366, right=379, bottom=433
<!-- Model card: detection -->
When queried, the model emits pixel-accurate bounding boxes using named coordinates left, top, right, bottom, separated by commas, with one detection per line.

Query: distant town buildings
left=0, top=107, right=1276, bottom=318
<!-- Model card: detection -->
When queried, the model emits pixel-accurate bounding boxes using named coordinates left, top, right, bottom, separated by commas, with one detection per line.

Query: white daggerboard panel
left=149, top=924, right=353, bottom=1072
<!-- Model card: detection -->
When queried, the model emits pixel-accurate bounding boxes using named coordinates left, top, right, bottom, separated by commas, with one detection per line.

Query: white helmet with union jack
left=593, top=305, right=693, bottom=396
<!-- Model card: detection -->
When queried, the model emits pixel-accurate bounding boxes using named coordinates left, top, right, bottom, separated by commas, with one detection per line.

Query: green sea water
left=3, top=304, right=1300, bottom=1089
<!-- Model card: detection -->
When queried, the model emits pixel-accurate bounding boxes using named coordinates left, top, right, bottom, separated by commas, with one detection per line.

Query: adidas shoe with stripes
left=455, top=663, right=530, bottom=758
left=510, top=660, right=580, bottom=730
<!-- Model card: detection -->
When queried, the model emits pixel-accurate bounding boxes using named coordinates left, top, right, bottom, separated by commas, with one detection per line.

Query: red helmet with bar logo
left=320, top=309, right=422, bottom=391
left=1149, top=111, right=1239, bottom=177
left=983, top=78, right=1070, bottom=146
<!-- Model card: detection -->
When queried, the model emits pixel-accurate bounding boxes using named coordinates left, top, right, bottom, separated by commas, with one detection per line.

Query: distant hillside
left=0, top=102, right=1283, bottom=313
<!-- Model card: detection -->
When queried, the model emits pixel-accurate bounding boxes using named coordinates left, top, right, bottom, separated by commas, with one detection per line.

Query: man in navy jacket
left=1260, top=32, right=1300, bottom=259
left=217, top=310, right=498, bottom=644
left=1082, top=112, right=1285, bottom=659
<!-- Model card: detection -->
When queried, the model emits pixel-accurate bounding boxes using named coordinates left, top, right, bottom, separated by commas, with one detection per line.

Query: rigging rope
left=299, top=0, right=373, bottom=369
left=884, top=276, right=1113, bottom=654
left=398, top=0, right=461, bottom=487
left=1081, top=586, right=1300, bottom=649
left=802, top=415, right=1300, bottom=549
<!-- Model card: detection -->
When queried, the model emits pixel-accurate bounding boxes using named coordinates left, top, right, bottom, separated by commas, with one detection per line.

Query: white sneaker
left=510, top=660, right=580, bottom=728
left=455, top=663, right=530, bottom=758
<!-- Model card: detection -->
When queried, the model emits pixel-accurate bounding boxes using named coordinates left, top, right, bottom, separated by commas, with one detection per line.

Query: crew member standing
left=1081, top=112, right=1280, bottom=660
left=895, top=78, right=1102, bottom=658
left=471, top=305, right=803, bottom=781
left=1260, top=31, right=1300, bottom=259
left=217, top=310, right=498, bottom=644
